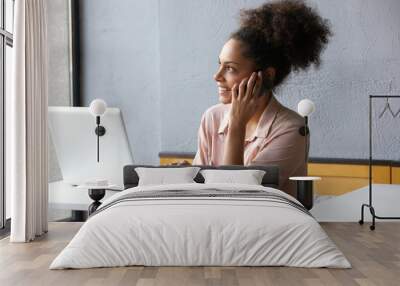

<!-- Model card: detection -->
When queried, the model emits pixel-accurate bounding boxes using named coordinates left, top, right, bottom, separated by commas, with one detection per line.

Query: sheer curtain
left=9, top=0, right=49, bottom=242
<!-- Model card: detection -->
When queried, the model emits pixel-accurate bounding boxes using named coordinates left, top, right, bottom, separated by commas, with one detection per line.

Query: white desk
left=49, top=180, right=121, bottom=211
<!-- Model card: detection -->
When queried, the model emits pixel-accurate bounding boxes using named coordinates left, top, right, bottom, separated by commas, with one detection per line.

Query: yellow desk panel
left=160, top=157, right=194, bottom=166
left=391, top=167, right=400, bottom=184
left=159, top=155, right=392, bottom=196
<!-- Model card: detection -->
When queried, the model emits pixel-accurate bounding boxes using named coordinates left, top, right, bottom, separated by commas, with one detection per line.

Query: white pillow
left=135, top=167, right=201, bottom=186
left=200, top=169, right=266, bottom=185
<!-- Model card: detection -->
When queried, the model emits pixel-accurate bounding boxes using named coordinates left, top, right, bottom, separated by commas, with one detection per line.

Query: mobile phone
left=256, top=70, right=272, bottom=95
left=256, top=70, right=265, bottom=96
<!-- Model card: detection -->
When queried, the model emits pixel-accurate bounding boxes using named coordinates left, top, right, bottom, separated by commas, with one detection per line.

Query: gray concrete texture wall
left=81, top=0, right=400, bottom=163
left=80, top=0, right=160, bottom=164
left=47, top=0, right=71, bottom=182
left=46, top=0, right=73, bottom=220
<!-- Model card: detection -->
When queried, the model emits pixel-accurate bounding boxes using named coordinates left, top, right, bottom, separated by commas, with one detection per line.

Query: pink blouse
left=193, top=95, right=307, bottom=197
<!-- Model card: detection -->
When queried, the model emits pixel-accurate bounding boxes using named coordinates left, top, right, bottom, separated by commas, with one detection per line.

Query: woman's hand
left=222, top=71, right=263, bottom=165
left=229, top=71, right=263, bottom=130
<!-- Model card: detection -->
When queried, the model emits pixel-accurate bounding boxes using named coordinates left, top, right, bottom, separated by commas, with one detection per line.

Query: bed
left=50, top=165, right=350, bottom=269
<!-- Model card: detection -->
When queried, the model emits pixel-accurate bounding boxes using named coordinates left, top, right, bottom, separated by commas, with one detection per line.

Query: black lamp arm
left=94, top=116, right=106, bottom=162
left=298, top=116, right=310, bottom=164
left=97, top=116, right=100, bottom=162
left=305, top=116, right=309, bottom=163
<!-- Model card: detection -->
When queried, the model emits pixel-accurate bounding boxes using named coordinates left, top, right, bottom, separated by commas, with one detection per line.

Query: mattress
left=50, top=183, right=351, bottom=269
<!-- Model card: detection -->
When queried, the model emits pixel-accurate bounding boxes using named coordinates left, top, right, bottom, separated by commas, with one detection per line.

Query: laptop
left=48, top=106, right=134, bottom=188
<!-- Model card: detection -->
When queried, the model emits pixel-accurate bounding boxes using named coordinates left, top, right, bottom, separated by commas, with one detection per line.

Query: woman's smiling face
left=214, top=38, right=257, bottom=104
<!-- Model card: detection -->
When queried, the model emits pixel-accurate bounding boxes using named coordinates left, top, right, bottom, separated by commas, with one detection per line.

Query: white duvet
left=50, top=183, right=351, bottom=269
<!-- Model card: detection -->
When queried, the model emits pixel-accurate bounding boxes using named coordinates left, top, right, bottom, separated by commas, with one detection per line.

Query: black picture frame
left=0, top=0, right=14, bottom=232
left=70, top=0, right=81, bottom=107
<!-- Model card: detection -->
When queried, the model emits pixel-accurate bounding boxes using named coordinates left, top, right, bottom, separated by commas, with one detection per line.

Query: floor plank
left=0, top=222, right=399, bottom=286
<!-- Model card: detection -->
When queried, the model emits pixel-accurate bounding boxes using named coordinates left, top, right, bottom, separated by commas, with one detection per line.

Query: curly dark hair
left=231, top=0, right=332, bottom=90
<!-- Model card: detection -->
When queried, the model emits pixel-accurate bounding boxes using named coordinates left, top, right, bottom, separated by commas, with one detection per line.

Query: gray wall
left=80, top=0, right=160, bottom=164
left=47, top=0, right=72, bottom=182
left=81, top=0, right=400, bottom=162
left=47, top=0, right=73, bottom=221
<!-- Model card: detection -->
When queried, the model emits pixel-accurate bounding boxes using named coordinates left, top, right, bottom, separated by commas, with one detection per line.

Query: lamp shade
left=297, top=99, right=315, bottom=117
left=89, top=99, right=107, bottom=116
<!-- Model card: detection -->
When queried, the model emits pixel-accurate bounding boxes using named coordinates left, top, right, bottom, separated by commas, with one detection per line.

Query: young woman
left=192, top=0, right=332, bottom=197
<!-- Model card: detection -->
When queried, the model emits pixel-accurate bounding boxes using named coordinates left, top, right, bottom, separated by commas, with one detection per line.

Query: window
left=0, top=0, right=14, bottom=231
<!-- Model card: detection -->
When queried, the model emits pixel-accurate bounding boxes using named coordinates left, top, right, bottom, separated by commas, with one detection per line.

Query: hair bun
left=240, top=0, right=332, bottom=71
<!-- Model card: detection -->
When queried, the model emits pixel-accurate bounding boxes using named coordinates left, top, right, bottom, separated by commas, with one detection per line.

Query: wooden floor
left=1, top=222, right=399, bottom=286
